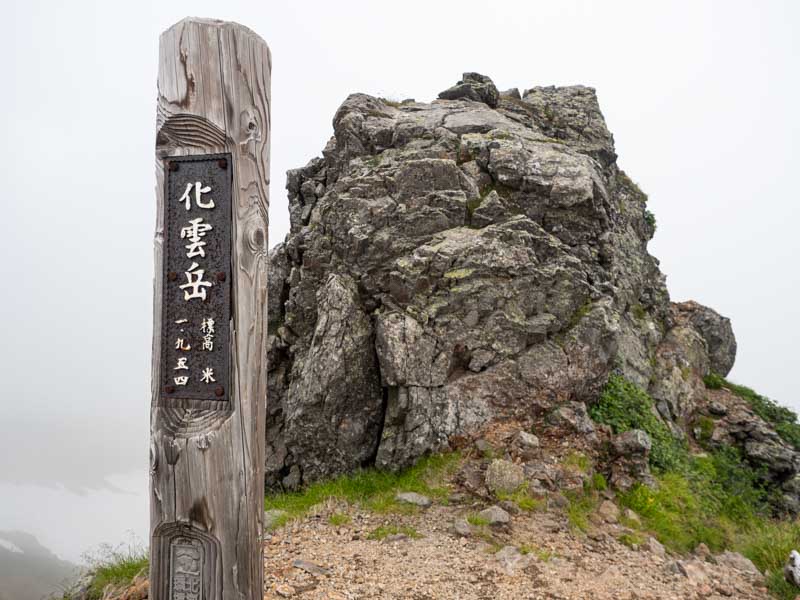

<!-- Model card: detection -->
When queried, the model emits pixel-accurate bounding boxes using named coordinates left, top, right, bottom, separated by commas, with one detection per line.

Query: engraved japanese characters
left=161, top=155, right=231, bottom=403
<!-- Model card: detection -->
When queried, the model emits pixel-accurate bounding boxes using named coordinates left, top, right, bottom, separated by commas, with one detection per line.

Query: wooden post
left=149, top=18, right=270, bottom=600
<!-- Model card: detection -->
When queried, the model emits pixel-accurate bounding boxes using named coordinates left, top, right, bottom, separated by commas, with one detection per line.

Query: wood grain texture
left=150, top=18, right=270, bottom=600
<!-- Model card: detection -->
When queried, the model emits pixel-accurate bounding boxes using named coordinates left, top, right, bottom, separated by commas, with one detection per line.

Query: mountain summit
left=266, top=73, right=799, bottom=516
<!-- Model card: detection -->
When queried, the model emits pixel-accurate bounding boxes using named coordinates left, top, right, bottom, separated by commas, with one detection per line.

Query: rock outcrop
left=266, top=73, right=758, bottom=491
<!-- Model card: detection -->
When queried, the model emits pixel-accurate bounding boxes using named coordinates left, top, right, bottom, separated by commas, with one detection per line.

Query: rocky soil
left=262, top=503, right=767, bottom=600
left=259, top=426, right=769, bottom=600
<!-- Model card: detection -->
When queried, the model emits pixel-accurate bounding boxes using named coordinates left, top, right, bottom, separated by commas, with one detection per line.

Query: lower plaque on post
left=152, top=522, right=220, bottom=600
left=170, top=537, right=204, bottom=600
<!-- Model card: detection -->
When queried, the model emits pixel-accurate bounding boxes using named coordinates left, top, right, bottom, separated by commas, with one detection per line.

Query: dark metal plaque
left=161, top=154, right=231, bottom=404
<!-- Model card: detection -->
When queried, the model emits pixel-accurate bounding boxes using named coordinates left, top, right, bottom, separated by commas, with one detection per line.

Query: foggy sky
left=1, top=0, right=798, bottom=561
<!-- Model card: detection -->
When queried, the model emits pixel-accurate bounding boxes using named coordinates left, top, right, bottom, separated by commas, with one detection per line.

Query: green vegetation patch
left=328, top=512, right=352, bottom=527
left=264, top=452, right=461, bottom=519
left=618, top=531, right=646, bottom=548
left=616, top=170, right=649, bottom=202
left=80, top=544, right=149, bottom=600
left=564, top=488, right=599, bottom=533
left=704, top=374, right=800, bottom=450
left=562, top=451, right=591, bottom=473
left=630, top=303, right=647, bottom=322
left=617, top=445, right=800, bottom=599
left=590, top=472, right=608, bottom=492
left=594, top=372, right=800, bottom=598
left=590, top=374, right=688, bottom=472
left=518, top=543, right=555, bottom=561
left=367, top=524, right=421, bottom=540
left=496, top=486, right=545, bottom=512
left=644, top=210, right=657, bottom=233
left=694, top=415, right=715, bottom=447
left=467, top=513, right=491, bottom=527
left=565, top=300, right=592, bottom=332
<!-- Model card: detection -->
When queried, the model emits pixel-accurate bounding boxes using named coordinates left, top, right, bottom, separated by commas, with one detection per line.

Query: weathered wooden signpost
left=149, top=18, right=270, bottom=600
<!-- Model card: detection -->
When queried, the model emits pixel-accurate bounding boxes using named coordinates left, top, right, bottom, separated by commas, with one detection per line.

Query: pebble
left=453, top=518, right=472, bottom=537
left=292, top=559, right=330, bottom=576
left=395, top=491, right=432, bottom=507
left=478, top=505, right=511, bottom=525
left=597, top=500, right=620, bottom=524
left=275, top=583, right=295, bottom=597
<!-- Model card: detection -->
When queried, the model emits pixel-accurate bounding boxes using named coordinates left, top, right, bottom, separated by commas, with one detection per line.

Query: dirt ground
left=262, top=500, right=769, bottom=600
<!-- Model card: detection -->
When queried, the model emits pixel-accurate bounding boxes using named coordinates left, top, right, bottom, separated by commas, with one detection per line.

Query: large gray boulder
left=275, top=273, right=383, bottom=485
left=673, top=300, right=737, bottom=376
left=264, top=73, right=732, bottom=488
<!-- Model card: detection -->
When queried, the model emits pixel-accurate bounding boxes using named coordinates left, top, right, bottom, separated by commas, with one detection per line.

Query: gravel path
left=262, top=502, right=769, bottom=600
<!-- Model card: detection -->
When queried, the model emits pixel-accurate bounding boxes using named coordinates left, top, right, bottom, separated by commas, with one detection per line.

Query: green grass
left=703, top=372, right=725, bottom=389
left=590, top=473, right=608, bottom=492
left=80, top=543, right=148, bottom=600
left=475, top=442, right=499, bottom=460
left=328, top=512, right=351, bottom=527
left=367, top=524, right=421, bottom=540
left=594, top=374, right=800, bottom=597
left=616, top=446, right=799, bottom=599
left=766, top=573, right=800, bottom=600
left=264, top=452, right=461, bottom=520
left=590, top=374, right=688, bottom=472
left=694, top=415, right=715, bottom=446
left=496, top=487, right=545, bottom=512
left=518, top=544, right=555, bottom=561
left=565, top=300, right=592, bottom=332
left=704, top=374, right=800, bottom=450
left=592, top=374, right=800, bottom=600
left=630, top=303, right=647, bottom=321
left=564, top=488, right=600, bottom=533
left=562, top=451, right=591, bottom=473
left=618, top=531, right=646, bottom=548
left=467, top=514, right=491, bottom=527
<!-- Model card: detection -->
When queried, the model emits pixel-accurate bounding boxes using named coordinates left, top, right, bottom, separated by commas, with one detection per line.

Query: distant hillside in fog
left=0, top=530, right=78, bottom=600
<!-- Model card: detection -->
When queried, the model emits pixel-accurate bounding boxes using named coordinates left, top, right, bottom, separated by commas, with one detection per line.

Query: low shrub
left=694, top=415, right=715, bottom=446
left=590, top=374, right=687, bottom=472
left=644, top=209, right=657, bottom=233
left=703, top=372, right=725, bottom=389
left=703, top=374, right=800, bottom=450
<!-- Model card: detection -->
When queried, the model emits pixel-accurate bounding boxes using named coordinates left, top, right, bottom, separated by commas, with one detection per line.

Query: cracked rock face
left=265, top=73, right=734, bottom=489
